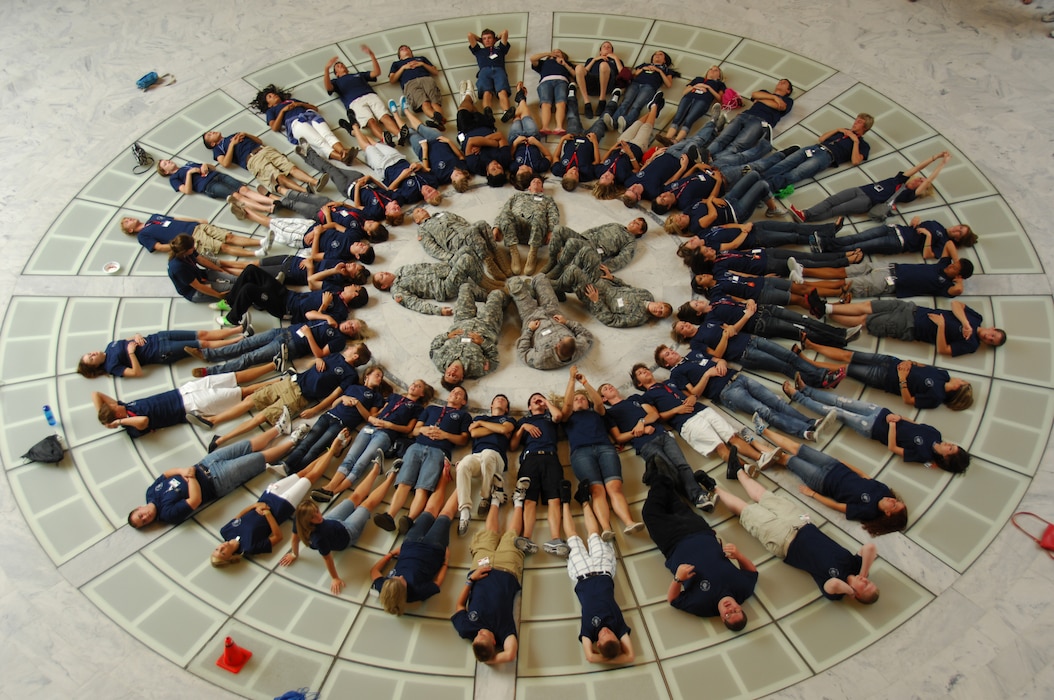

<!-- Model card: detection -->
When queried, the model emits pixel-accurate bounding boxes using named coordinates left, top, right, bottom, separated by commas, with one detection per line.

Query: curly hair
left=860, top=494, right=909, bottom=537
left=249, top=84, right=292, bottom=113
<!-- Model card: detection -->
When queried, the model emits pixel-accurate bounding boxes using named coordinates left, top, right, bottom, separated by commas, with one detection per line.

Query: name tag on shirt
left=460, top=336, right=472, bottom=343
left=540, top=328, right=552, bottom=336
left=616, top=297, right=625, bottom=308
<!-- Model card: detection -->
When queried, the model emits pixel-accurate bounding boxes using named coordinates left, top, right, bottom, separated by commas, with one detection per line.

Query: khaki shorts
left=192, top=223, right=228, bottom=255
left=350, top=93, right=390, bottom=126
left=246, top=146, right=294, bottom=189
left=250, top=378, right=307, bottom=424
left=470, top=529, right=524, bottom=582
left=404, top=76, right=441, bottom=110
left=739, top=492, right=803, bottom=559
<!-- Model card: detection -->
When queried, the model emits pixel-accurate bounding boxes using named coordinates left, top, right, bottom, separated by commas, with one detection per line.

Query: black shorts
left=518, top=452, right=563, bottom=502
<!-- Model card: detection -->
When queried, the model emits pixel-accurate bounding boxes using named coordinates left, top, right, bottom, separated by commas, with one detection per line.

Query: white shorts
left=680, top=408, right=736, bottom=456
left=266, top=474, right=312, bottom=504
left=179, top=372, right=242, bottom=415
left=351, top=93, right=390, bottom=126
left=364, top=143, right=405, bottom=174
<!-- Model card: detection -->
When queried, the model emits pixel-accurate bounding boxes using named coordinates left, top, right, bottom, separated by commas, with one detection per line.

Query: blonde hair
left=210, top=551, right=241, bottom=568
left=379, top=577, right=408, bottom=615
left=295, top=500, right=320, bottom=545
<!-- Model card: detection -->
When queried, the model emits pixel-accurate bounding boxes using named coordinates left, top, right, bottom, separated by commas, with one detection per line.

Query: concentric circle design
left=3, top=11, right=1052, bottom=700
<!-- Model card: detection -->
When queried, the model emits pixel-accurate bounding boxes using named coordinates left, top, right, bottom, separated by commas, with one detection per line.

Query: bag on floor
left=1011, top=511, right=1054, bottom=559
left=22, top=434, right=65, bottom=464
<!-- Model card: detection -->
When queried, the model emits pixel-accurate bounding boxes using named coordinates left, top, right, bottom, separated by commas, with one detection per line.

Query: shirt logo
left=860, top=493, right=871, bottom=503
left=468, top=611, right=480, bottom=622
left=914, top=435, right=924, bottom=445
left=591, top=615, right=603, bottom=629
left=231, top=518, right=242, bottom=526
left=699, top=579, right=711, bottom=592
left=828, top=568, right=841, bottom=579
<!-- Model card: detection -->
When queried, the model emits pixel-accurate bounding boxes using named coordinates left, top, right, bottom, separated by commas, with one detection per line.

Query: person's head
left=706, top=65, right=724, bottom=81
left=630, top=362, right=654, bottom=389
left=943, top=378, right=973, bottom=411
left=294, top=500, right=322, bottom=545
left=571, top=389, right=592, bottom=412
left=168, top=233, right=196, bottom=259
left=527, top=177, right=545, bottom=194
left=591, top=176, right=622, bottom=200
left=620, top=183, right=642, bottom=208
left=407, top=379, right=436, bottom=405
left=451, top=168, right=472, bottom=193
left=412, top=206, right=431, bottom=225
left=202, top=130, right=223, bottom=149
left=441, top=360, right=465, bottom=390
left=650, top=50, right=671, bottom=67
left=77, top=351, right=107, bottom=378
left=119, top=216, right=142, bottom=235
left=848, top=574, right=879, bottom=604
left=560, top=167, right=579, bottom=192
left=664, top=213, right=689, bottom=236
left=654, top=344, right=681, bottom=369
left=949, top=258, right=974, bottom=280
left=97, top=401, right=122, bottom=426
left=774, top=78, right=794, bottom=96
left=471, top=629, right=497, bottom=662
left=156, top=159, right=178, bottom=176
left=672, top=320, right=698, bottom=344
left=127, top=503, right=158, bottom=529
left=692, top=273, right=715, bottom=292
left=676, top=298, right=710, bottom=323
left=485, top=161, right=507, bottom=188
left=480, top=29, right=497, bottom=46
left=341, top=284, right=369, bottom=309
left=598, top=382, right=620, bottom=405
left=652, top=191, right=676, bottom=215
left=527, top=392, right=548, bottom=415
left=490, top=394, right=510, bottom=416
left=717, top=596, right=747, bottom=632
left=363, top=366, right=384, bottom=388
left=852, top=113, right=875, bottom=135
left=421, top=185, right=443, bottom=206
left=932, top=442, right=970, bottom=474
left=398, top=45, right=413, bottom=59
left=250, top=84, right=292, bottom=113
left=599, top=41, right=614, bottom=56
left=333, top=61, right=349, bottom=77
left=210, top=538, right=242, bottom=567
left=647, top=301, right=673, bottom=320
left=379, top=576, right=409, bottom=616
left=371, top=271, right=396, bottom=291
left=384, top=200, right=404, bottom=226
left=447, top=385, right=468, bottom=408
left=595, top=627, right=622, bottom=660
left=948, top=224, right=977, bottom=247
left=344, top=342, right=371, bottom=367
left=554, top=336, right=577, bottom=363
left=364, top=219, right=389, bottom=242
left=906, top=176, right=931, bottom=196
left=978, top=327, right=1007, bottom=347
left=339, top=318, right=366, bottom=339
left=513, top=167, right=535, bottom=191
left=627, top=217, right=647, bottom=236
left=861, top=493, right=908, bottom=536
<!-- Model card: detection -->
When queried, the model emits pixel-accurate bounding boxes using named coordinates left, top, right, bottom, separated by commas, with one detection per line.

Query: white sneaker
left=274, top=406, right=292, bottom=435
left=290, top=423, right=310, bottom=444
left=266, top=462, right=287, bottom=478
left=787, top=257, right=804, bottom=284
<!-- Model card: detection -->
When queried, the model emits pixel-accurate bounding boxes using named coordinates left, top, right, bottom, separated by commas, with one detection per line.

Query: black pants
left=224, top=264, right=288, bottom=323
left=642, top=476, right=713, bottom=560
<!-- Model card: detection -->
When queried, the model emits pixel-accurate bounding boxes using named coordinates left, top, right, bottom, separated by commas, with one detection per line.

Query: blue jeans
left=203, top=328, right=284, bottom=374
left=758, top=146, right=833, bottom=192
left=476, top=66, right=511, bottom=96
left=828, top=225, right=904, bottom=256
left=202, top=172, right=244, bottom=200
left=611, top=81, right=658, bottom=124
left=669, top=96, right=712, bottom=132
left=337, top=428, right=393, bottom=483
left=397, top=443, right=446, bottom=490
left=725, top=171, right=771, bottom=221
left=404, top=512, right=452, bottom=547
left=739, top=336, right=827, bottom=386
left=711, top=138, right=774, bottom=169
left=148, top=331, right=198, bottom=362
left=284, top=412, right=347, bottom=472
left=409, top=124, right=442, bottom=160
left=718, top=374, right=814, bottom=438
left=198, top=439, right=265, bottom=497
left=785, top=444, right=840, bottom=492
left=846, top=352, right=899, bottom=391
left=665, top=121, right=717, bottom=158
left=709, top=114, right=767, bottom=156
left=790, top=385, right=884, bottom=437
left=508, top=116, right=539, bottom=140
left=569, top=443, right=623, bottom=484
left=325, top=499, right=370, bottom=548
left=638, top=430, right=707, bottom=498
left=537, top=79, right=568, bottom=105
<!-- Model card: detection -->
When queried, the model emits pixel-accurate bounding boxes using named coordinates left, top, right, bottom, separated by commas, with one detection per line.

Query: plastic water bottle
left=43, top=405, right=57, bottom=427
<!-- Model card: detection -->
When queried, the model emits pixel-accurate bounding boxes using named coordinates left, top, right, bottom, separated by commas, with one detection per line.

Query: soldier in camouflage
left=430, top=285, right=509, bottom=388
left=413, top=208, right=513, bottom=278
left=372, top=253, right=503, bottom=316
left=492, top=178, right=560, bottom=275
left=543, top=219, right=648, bottom=276
left=510, top=274, right=593, bottom=370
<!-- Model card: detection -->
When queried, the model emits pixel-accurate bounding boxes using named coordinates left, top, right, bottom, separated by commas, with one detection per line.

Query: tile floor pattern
left=2, top=11, right=1051, bottom=700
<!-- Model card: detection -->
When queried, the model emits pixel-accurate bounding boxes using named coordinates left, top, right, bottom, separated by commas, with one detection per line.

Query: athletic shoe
left=752, top=411, right=769, bottom=436
left=809, top=233, right=824, bottom=253
left=789, top=204, right=807, bottom=223
left=385, top=457, right=402, bottom=477
left=340, top=146, right=359, bottom=165
left=559, top=479, right=573, bottom=504
left=814, top=410, right=839, bottom=441
left=787, top=256, right=804, bottom=284
left=266, top=462, right=287, bottom=478
left=737, top=426, right=755, bottom=443
left=295, top=137, right=311, bottom=157
left=373, top=512, right=396, bottom=531
left=765, top=207, right=785, bottom=218
left=583, top=101, right=594, bottom=119
left=602, top=111, right=614, bottom=129
left=543, top=538, right=571, bottom=557
left=398, top=125, right=410, bottom=146
left=757, top=448, right=781, bottom=471
left=185, top=411, right=213, bottom=430
left=616, top=115, right=627, bottom=132
left=274, top=406, right=292, bottom=435
left=399, top=96, right=408, bottom=114
left=315, top=173, right=329, bottom=192
left=600, top=530, right=616, bottom=542
left=310, top=488, right=334, bottom=503
left=725, top=445, right=742, bottom=480
left=821, top=366, right=847, bottom=389
left=573, top=480, right=590, bottom=505
left=383, top=131, right=395, bottom=147
left=397, top=516, right=413, bottom=535
left=208, top=435, right=220, bottom=453
left=624, top=522, right=646, bottom=535
left=513, top=477, right=530, bottom=506
left=514, top=536, right=538, bottom=554
left=501, top=107, right=516, bottom=123
left=290, top=423, right=311, bottom=445
left=846, top=324, right=863, bottom=342
left=490, top=484, right=507, bottom=506
left=649, top=91, right=665, bottom=114
left=695, top=490, right=718, bottom=512
left=209, top=299, right=231, bottom=312
left=272, top=344, right=289, bottom=374
left=458, top=509, right=471, bottom=537
left=240, top=311, right=253, bottom=336
left=216, top=315, right=236, bottom=328
left=610, top=87, right=623, bottom=103
left=388, top=98, right=398, bottom=114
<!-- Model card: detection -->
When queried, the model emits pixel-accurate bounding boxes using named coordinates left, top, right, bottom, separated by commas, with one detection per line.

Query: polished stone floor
left=1, top=2, right=1053, bottom=699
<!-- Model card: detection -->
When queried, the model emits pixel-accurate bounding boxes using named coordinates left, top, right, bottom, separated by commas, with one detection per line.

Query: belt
left=577, top=572, right=612, bottom=581
left=526, top=449, right=555, bottom=456
left=816, top=144, right=836, bottom=163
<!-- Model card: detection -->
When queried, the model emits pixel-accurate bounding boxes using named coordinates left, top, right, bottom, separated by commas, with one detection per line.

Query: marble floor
left=1, top=2, right=1054, bottom=699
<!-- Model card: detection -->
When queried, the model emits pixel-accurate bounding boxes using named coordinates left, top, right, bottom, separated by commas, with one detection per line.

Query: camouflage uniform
left=567, top=271, right=656, bottom=328
left=510, top=274, right=593, bottom=370
left=493, top=191, right=560, bottom=248
left=391, top=254, right=489, bottom=315
left=429, top=286, right=507, bottom=379
left=548, top=240, right=605, bottom=293
left=544, top=222, right=638, bottom=274
left=418, top=213, right=512, bottom=277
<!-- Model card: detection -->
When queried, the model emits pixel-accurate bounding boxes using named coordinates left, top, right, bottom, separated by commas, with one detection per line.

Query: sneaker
left=386, top=457, right=402, bottom=477
left=649, top=91, right=665, bottom=114
left=752, top=411, right=769, bottom=436
left=397, top=516, right=413, bottom=535
left=458, top=79, right=472, bottom=100
left=266, top=462, right=288, bottom=478
left=776, top=185, right=795, bottom=199
left=373, top=512, right=396, bottom=531
left=501, top=107, right=516, bottom=123
left=254, top=246, right=268, bottom=258
left=399, top=96, right=408, bottom=114
left=573, top=480, right=591, bottom=505
left=600, top=529, right=616, bottom=542
left=695, top=490, right=717, bottom=512
left=543, top=538, right=570, bottom=557
left=209, top=299, right=231, bottom=312
left=821, top=366, right=847, bottom=389
left=311, top=488, right=334, bottom=503
left=490, top=484, right=507, bottom=506
left=725, top=445, right=742, bottom=480
left=514, top=536, right=538, bottom=554
left=290, top=423, right=311, bottom=445
left=745, top=463, right=760, bottom=479
left=398, top=125, right=410, bottom=146
left=583, top=101, right=594, bottom=119
left=185, top=411, right=213, bottom=430
left=846, top=324, right=863, bottom=342
left=559, top=479, right=573, bottom=504
left=610, top=87, right=622, bottom=103
left=273, top=344, right=289, bottom=373
left=477, top=492, right=493, bottom=517
left=624, top=522, right=646, bottom=536
left=243, top=322, right=255, bottom=338
left=693, top=468, right=714, bottom=489
left=388, top=98, right=398, bottom=114
left=737, top=426, right=755, bottom=443
left=602, top=111, right=614, bottom=129
left=787, top=257, right=804, bottom=284
left=513, top=476, right=530, bottom=505
left=789, top=204, right=806, bottom=223
left=809, top=233, right=823, bottom=254
left=757, top=448, right=781, bottom=471
left=814, top=410, right=839, bottom=441
left=208, top=435, right=220, bottom=453
left=383, top=131, right=395, bottom=147
left=765, top=207, right=784, bottom=218
left=295, top=137, right=311, bottom=157
left=458, top=510, right=471, bottom=537
left=340, top=146, right=359, bottom=165
left=274, top=406, right=292, bottom=435
left=806, top=288, right=825, bottom=319
left=616, top=115, right=627, bottom=132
